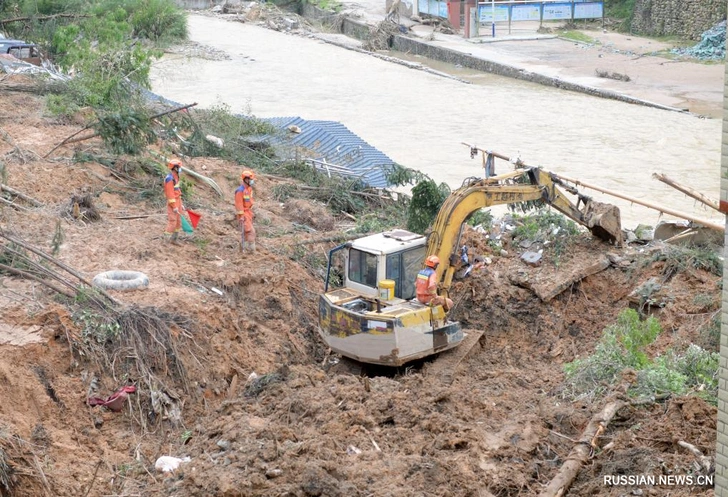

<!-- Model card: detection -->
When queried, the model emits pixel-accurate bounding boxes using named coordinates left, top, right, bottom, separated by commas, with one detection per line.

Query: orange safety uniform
left=234, top=182, right=256, bottom=243
left=164, top=169, right=184, bottom=234
left=415, top=266, right=453, bottom=311
left=416, top=267, right=438, bottom=304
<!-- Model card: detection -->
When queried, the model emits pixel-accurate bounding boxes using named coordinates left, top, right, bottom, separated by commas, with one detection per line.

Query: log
left=539, top=400, right=625, bottom=497
left=0, top=232, right=119, bottom=306
left=0, top=262, right=75, bottom=298
left=1, top=183, right=42, bottom=206
left=0, top=13, right=91, bottom=25
left=652, top=173, right=720, bottom=212
left=0, top=196, right=29, bottom=211
left=677, top=440, right=713, bottom=473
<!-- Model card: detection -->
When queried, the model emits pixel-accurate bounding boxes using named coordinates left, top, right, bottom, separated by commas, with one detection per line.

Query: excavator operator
left=415, top=255, right=453, bottom=311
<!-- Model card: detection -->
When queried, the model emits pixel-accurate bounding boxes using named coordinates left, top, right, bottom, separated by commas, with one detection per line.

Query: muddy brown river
left=150, top=13, right=722, bottom=229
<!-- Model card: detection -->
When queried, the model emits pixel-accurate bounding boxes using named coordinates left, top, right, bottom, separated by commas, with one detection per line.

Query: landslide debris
left=0, top=74, right=719, bottom=497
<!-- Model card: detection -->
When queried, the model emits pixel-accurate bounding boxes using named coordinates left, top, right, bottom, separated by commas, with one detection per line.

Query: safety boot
left=247, top=242, right=256, bottom=253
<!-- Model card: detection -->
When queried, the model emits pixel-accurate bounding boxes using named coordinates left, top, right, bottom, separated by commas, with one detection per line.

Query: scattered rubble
left=671, top=20, right=726, bottom=60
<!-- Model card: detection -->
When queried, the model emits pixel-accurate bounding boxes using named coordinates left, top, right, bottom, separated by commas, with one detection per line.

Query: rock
left=266, top=468, right=283, bottom=478
left=633, top=224, right=654, bottom=243
left=283, top=18, right=299, bottom=30
left=520, top=251, right=542, bottom=266
left=155, top=456, right=191, bottom=473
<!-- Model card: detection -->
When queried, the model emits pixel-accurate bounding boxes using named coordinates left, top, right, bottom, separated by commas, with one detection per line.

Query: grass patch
left=559, top=30, right=595, bottom=43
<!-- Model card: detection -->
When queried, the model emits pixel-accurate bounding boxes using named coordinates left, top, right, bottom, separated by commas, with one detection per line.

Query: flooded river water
left=150, top=13, right=723, bottom=229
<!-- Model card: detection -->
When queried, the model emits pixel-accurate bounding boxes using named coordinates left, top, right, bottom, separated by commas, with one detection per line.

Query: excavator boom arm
left=426, top=167, right=622, bottom=297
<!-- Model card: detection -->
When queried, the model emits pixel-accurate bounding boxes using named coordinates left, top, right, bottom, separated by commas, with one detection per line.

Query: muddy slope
left=0, top=76, right=718, bottom=496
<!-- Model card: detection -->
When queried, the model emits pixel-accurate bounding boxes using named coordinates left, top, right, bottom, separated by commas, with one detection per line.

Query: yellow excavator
left=318, top=149, right=622, bottom=366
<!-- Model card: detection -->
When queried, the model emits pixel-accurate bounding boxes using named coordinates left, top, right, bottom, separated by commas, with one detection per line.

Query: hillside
left=0, top=73, right=720, bottom=496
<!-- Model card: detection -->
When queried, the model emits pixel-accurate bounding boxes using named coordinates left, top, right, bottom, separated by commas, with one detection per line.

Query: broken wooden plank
left=528, top=256, right=610, bottom=302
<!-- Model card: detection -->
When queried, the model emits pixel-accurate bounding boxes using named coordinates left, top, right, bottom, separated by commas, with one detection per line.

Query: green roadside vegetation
left=604, top=0, right=634, bottom=31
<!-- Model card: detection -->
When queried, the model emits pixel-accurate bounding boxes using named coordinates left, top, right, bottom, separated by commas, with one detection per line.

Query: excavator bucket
left=583, top=200, right=623, bottom=246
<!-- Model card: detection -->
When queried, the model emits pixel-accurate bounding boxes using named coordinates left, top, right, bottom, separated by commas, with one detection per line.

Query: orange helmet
left=167, top=159, right=182, bottom=170
left=241, top=170, right=255, bottom=181
left=425, top=255, right=440, bottom=268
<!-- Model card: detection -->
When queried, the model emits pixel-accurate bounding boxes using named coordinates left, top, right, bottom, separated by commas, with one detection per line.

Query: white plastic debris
left=211, top=287, right=224, bottom=296
left=205, top=134, right=224, bottom=148
left=347, top=445, right=362, bottom=455
left=155, top=455, right=191, bottom=473
left=248, top=372, right=259, bottom=381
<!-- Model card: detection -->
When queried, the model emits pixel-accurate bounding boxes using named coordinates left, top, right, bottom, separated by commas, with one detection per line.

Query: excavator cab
left=319, top=229, right=464, bottom=366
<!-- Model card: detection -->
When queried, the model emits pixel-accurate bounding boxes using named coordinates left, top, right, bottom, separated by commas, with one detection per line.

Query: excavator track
left=423, top=328, right=485, bottom=385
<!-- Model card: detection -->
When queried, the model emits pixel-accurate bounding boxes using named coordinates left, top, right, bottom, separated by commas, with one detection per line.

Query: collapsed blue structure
left=261, top=116, right=396, bottom=189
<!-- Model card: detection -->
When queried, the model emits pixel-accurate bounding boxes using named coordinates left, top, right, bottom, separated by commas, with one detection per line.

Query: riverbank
left=329, top=2, right=725, bottom=118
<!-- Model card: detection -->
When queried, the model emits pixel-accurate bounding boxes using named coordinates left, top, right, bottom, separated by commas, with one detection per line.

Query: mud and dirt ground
left=0, top=66, right=721, bottom=497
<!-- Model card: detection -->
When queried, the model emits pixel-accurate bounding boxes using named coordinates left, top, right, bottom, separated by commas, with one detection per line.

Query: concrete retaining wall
left=631, top=0, right=726, bottom=40
left=390, top=35, right=685, bottom=112
left=341, top=17, right=373, bottom=40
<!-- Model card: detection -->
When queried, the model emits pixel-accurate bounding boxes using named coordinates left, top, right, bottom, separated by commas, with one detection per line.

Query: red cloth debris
left=87, top=385, right=137, bottom=412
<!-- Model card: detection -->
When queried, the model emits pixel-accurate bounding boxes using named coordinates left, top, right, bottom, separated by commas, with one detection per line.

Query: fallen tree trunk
left=0, top=13, right=91, bottom=25
left=0, top=262, right=75, bottom=299
left=1, top=183, right=42, bottom=206
left=652, top=173, right=720, bottom=212
left=539, top=400, right=625, bottom=497
left=0, top=196, right=29, bottom=211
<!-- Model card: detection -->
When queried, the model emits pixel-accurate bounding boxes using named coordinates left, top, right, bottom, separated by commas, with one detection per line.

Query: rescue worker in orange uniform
left=234, top=170, right=256, bottom=252
left=416, top=255, right=453, bottom=311
left=163, top=159, right=185, bottom=244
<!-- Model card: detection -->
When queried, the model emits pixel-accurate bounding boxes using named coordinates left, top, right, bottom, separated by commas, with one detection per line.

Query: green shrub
left=632, top=357, right=687, bottom=398
left=467, top=208, right=493, bottom=229
left=650, top=244, right=723, bottom=278
left=129, top=0, right=187, bottom=43
left=407, top=179, right=450, bottom=234
left=94, top=108, right=157, bottom=154
left=563, top=309, right=661, bottom=399
left=564, top=309, right=718, bottom=404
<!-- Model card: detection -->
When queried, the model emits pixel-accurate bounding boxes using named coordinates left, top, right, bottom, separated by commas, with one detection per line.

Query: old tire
left=92, top=270, right=149, bottom=291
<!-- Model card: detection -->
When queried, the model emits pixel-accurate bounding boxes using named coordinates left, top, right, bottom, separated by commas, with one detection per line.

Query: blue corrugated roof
left=138, top=90, right=395, bottom=188
left=261, top=117, right=395, bottom=189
